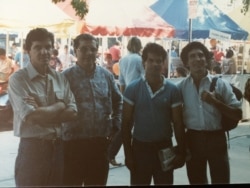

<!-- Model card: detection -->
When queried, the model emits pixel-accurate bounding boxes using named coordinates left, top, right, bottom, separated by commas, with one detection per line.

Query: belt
left=187, top=129, right=224, bottom=134
left=21, top=136, right=62, bottom=144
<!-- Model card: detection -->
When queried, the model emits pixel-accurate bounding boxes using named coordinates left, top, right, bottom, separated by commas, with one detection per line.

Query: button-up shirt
left=62, top=64, right=123, bottom=140
left=177, top=73, right=241, bottom=131
left=8, top=63, right=77, bottom=138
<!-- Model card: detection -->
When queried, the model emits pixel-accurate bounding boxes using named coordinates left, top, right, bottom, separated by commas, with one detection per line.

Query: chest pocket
left=30, top=94, right=48, bottom=107
left=55, top=91, right=64, bottom=101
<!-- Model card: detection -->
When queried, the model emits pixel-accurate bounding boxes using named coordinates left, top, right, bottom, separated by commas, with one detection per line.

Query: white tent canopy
left=0, top=0, right=75, bottom=36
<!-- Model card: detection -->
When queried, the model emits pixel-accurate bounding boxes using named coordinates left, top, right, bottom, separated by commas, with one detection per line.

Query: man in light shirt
left=177, top=41, right=242, bottom=184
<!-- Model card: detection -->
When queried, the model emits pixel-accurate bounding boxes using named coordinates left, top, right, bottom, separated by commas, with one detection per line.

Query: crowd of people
left=1, top=27, right=246, bottom=186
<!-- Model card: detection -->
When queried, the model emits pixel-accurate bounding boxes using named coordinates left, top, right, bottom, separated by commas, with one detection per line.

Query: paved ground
left=0, top=122, right=250, bottom=186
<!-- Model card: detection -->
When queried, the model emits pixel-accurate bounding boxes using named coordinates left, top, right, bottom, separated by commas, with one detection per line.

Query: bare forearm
left=173, top=123, right=186, bottom=154
left=213, top=99, right=242, bottom=120
left=121, top=120, right=133, bottom=157
left=26, top=101, right=66, bottom=123
left=58, top=107, right=78, bottom=122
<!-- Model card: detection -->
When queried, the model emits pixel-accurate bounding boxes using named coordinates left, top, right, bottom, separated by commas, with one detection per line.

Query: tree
left=52, top=0, right=88, bottom=19
left=241, top=0, right=250, bottom=15
left=53, top=0, right=249, bottom=18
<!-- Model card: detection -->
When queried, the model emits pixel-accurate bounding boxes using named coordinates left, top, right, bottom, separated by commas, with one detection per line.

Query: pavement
left=0, top=122, right=250, bottom=187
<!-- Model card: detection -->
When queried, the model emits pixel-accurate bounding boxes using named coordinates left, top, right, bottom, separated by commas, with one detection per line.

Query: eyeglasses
left=77, top=46, right=97, bottom=53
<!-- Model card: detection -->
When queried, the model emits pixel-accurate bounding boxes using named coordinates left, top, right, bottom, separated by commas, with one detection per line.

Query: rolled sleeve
left=8, top=74, right=35, bottom=121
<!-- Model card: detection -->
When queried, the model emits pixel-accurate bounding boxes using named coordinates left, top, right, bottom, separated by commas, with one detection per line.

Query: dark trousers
left=108, top=129, right=122, bottom=160
left=63, top=137, right=110, bottom=186
left=131, top=138, right=174, bottom=186
left=15, top=138, right=64, bottom=187
left=186, top=130, right=230, bottom=185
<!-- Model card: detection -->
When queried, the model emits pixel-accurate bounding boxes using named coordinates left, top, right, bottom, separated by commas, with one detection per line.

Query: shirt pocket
left=30, top=93, right=47, bottom=107
left=55, top=91, right=65, bottom=102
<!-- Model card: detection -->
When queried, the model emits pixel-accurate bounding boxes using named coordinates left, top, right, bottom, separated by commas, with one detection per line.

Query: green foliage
left=52, top=0, right=88, bottom=19
left=241, top=0, right=250, bottom=15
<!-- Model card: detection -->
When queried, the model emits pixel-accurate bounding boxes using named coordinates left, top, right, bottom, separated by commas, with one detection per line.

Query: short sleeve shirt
left=177, top=73, right=241, bottom=130
left=123, top=77, right=182, bottom=142
left=8, top=63, right=77, bottom=138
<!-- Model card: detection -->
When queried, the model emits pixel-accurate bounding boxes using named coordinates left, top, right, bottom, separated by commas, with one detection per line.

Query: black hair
left=212, top=65, right=222, bottom=74
left=127, top=37, right=142, bottom=54
left=176, top=66, right=188, bottom=77
left=142, top=42, right=167, bottom=66
left=25, top=28, right=54, bottom=52
left=0, top=48, right=6, bottom=56
left=52, top=49, right=59, bottom=56
left=180, top=41, right=211, bottom=70
left=73, top=33, right=98, bottom=51
left=226, top=49, right=234, bottom=58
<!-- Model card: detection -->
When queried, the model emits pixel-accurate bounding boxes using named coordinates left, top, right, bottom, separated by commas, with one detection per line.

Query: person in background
left=49, top=49, right=62, bottom=71
left=170, top=46, right=178, bottom=57
left=0, top=48, right=15, bottom=82
left=211, top=65, right=222, bottom=75
left=102, top=52, right=114, bottom=74
left=122, top=42, right=186, bottom=186
left=109, top=40, right=121, bottom=64
left=222, top=49, right=237, bottom=74
left=7, top=28, right=78, bottom=187
left=175, top=66, right=188, bottom=78
left=62, top=33, right=123, bottom=186
left=108, top=37, right=144, bottom=167
left=14, top=44, right=30, bottom=68
left=9, top=42, right=19, bottom=60
left=177, top=41, right=242, bottom=184
left=58, top=44, right=77, bottom=71
left=119, top=36, right=144, bottom=93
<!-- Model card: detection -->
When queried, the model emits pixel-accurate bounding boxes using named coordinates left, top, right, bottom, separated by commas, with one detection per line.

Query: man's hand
left=23, top=96, right=39, bottom=109
left=201, top=90, right=218, bottom=105
left=171, top=153, right=185, bottom=170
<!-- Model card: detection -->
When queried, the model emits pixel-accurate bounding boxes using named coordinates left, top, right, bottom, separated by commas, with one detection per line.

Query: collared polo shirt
left=123, top=77, right=182, bottom=142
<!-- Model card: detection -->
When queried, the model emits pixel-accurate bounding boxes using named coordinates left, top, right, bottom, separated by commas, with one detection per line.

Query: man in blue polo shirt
left=122, top=42, right=186, bottom=186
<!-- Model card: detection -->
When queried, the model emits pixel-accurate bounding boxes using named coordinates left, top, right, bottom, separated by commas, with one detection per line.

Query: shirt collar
left=76, top=62, right=97, bottom=76
left=187, top=70, right=213, bottom=84
left=143, top=75, right=166, bottom=98
left=26, top=63, right=55, bottom=80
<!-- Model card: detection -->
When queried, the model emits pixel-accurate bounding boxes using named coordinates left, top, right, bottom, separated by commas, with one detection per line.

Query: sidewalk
left=1, top=123, right=250, bottom=187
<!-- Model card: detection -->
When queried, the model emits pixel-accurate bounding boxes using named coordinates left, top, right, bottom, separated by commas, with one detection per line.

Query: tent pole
left=188, top=18, right=192, bottom=43
left=20, top=31, right=24, bottom=68
left=6, top=30, right=9, bottom=56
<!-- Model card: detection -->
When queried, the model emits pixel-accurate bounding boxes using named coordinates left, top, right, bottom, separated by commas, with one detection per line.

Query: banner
left=209, top=29, right=231, bottom=41
left=188, top=0, right=198, bottom=19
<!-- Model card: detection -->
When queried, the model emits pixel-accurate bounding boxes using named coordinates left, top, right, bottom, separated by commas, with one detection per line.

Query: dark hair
left=114, top=40, right=120, bottom=45
left=0, top=48, right=6, bottom=56
left=176, top=66, right=188, bottom=77
left=52, top=49, right=59, bottom=56
left=73, top=33, right=98, bottom=51
left=180, top=41, right=211, bottom=69
left=212, top=65, right=222, bottom=74
left=142, top=42, right=167, bottom=65
left=25, top=28, right=54, bottom=52
left=226, top=49, right=234, bottom=58
left=127, top=37, right=142, bottom=53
